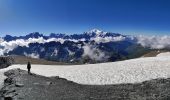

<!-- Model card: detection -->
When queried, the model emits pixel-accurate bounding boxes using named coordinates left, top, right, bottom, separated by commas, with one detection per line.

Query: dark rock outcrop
left=0, top=57, right=14, bottom=69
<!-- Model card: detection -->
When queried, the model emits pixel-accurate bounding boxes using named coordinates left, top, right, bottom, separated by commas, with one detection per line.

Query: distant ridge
left=0, top=29, right=170, bottom=64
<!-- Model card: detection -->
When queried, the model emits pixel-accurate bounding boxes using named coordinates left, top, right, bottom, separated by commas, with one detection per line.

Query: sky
left=0, top=0, right=170, bottom=36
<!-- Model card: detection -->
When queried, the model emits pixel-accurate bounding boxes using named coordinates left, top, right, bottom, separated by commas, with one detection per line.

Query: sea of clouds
left=0, top=35, right=126, bottom=56
left=0, top=35, right=170, bottom=60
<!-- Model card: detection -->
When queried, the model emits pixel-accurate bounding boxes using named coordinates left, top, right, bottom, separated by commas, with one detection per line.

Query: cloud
left=136, top=35, right=170, bottom=49
left=24, top=52, right=39, bottom=59
left=67, top=48, right=75, bottom=56
left=82, top=44, right=109, bottom=61
left=0, top=37, right=86, bottom=55
left=1, top=34, right=170, bottom=58
left=0, top=37, right=46, bottom=55
left=91, top=36, right=126, bottom=43
left=0, top=35, right=123, bottom=56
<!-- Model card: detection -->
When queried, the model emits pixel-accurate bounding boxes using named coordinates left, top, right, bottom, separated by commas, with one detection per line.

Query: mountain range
left=4, top=29, right=123, bottom=41
left=0, top=29, right=167, bottom=64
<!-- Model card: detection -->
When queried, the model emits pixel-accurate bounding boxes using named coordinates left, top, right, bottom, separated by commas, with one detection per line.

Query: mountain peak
left=89, top=29, right=103, bottom=34
left=26, top=32, right=43, bottom=38
left=85, top=29, right=107, bottom=37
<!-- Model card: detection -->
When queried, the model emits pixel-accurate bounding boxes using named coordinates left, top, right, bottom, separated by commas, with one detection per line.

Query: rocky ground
left=0, top=69, right=170, bottom=100
left=141, top=50, right=169, bottom=57
left=0, top=57, right=14, bottom=69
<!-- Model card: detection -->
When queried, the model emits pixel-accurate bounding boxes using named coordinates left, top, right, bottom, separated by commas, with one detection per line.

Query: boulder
left=15, top=83, right=24, bottom=87
left=4, top=97, right=13, bottom=100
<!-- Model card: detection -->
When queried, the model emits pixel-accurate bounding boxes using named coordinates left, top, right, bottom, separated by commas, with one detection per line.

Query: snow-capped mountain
left=3, top=29, right=124, bottom=41
left=1, top=29, right=169, bottom=63
left=84, top=29, right=122, bottom=38
left=4, top=32, right=45, bottom=42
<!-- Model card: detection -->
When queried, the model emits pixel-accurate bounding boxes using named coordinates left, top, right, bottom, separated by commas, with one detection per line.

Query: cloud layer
left=91, top=36, right=126, bottom=43
left=0, top=35, right=127, bottom=56
left=1, top=35, right=170, bottom=60
left=136, top=35, right=170, bottom=49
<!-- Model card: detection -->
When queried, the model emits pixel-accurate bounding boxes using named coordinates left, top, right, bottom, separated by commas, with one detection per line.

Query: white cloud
left=82, top=44, right=108, bottom=61
left=136, top=35, right=170, bottom=49
left=46, top=38, right=65, bottom=44
left=91, top=36, right=126, bottom=43
left=1, top=34, right=170, bottom=57
left=24, top=52, right=39, bottom=59
left=67, top=49, right=74, bottom=56
left=0, top=37, right=80, bottom=55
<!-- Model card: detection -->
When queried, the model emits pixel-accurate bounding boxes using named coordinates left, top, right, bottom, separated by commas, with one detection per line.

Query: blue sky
left=0, top=0, right=170, bottom=36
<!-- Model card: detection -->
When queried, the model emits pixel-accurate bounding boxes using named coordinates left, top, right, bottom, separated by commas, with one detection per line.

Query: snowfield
left=1, top=52, right=170, bottom=88
left=157, top=52, right=170, bottom=57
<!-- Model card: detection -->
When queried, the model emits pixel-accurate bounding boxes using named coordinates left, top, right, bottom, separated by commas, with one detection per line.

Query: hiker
left=27, top=61, right=31, bottom=74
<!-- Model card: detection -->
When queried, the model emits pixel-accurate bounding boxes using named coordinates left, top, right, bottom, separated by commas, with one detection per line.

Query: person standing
left=27, top=61, right=31, bottom=74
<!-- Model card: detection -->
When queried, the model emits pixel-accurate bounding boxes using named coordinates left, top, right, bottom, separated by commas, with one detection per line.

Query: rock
left=18, top=97, right=24, bottom=99
left=4, top=92, right=17, bottom=99
left=0, top=57, right=14, bottom=69
left=33, top=83, right=39, bottom=85
left=15, top=83, right=24, bottom=87
left=6, top=89, right=16, bottom=94
left=4, top=97, right=13, bottom=100
left=4, top=78, right=13, bottom=84
left=46, top=82, right=52, bottom=85
left=55, top=76, right=59, bottom=79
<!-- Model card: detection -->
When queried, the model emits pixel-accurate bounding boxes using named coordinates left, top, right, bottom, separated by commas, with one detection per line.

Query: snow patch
left=157, top=52, right=170, bottom=57
left=51, top=49, right=58, bottom=56
left=1, top=55, right=170, bottom=87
